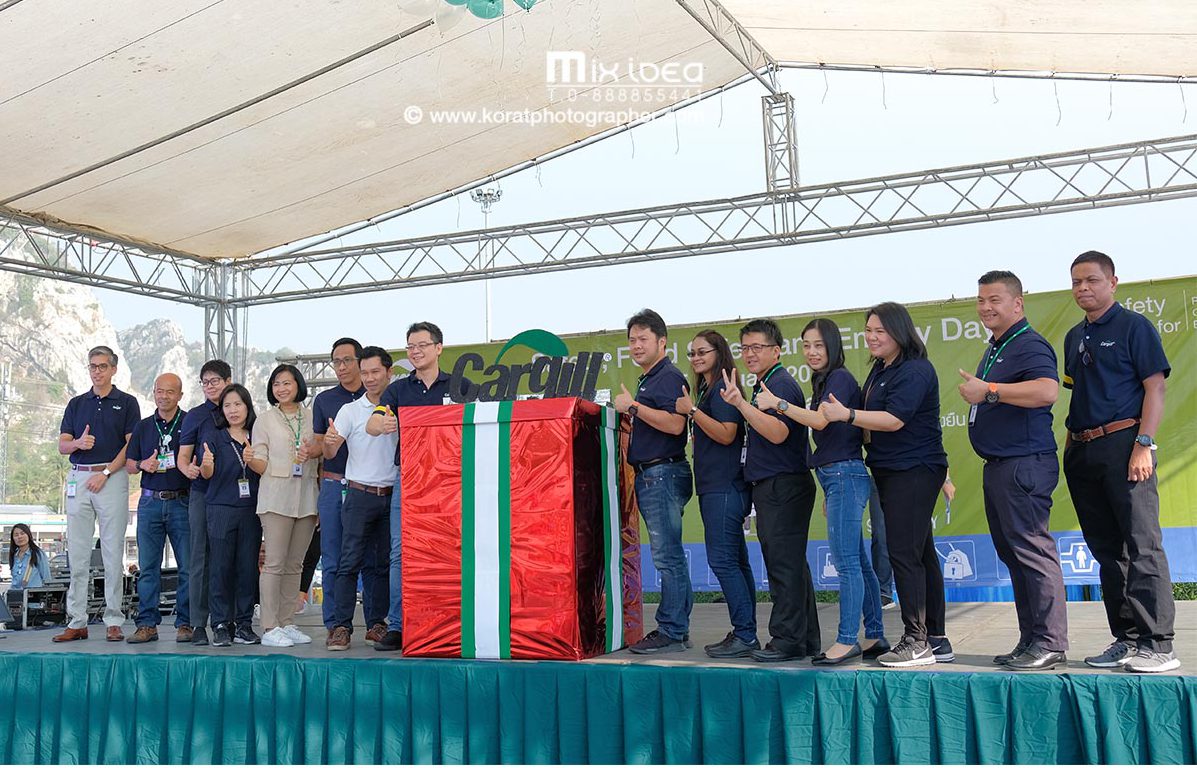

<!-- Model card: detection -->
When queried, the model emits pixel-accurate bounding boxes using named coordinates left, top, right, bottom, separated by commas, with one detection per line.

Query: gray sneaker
left=1084, top=640, right=1137, bottom=668
left=629, top=629, right=688, bottom=655
left=877, top=635, right=936, bottom=668
left=1124, top=648, right=1181, bottom=674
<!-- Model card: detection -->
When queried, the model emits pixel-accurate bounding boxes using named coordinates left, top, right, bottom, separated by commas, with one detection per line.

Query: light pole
left=470, top=187, right=502, bottom=342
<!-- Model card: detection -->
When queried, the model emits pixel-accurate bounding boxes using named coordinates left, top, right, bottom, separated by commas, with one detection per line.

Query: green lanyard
left=280, top=407, right=303, bottom=448
left=751, top=363, right=783, bottom=407
left=153, top=411, right=181, bottom=449
left=981, top=325, right=1031, bottom=381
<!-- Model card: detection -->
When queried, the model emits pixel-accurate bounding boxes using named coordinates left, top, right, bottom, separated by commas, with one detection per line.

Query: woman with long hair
left=676, top=329, right=758, bottom=658
left=820, top=302, right=951, bottom=667
left=756, top=318, right=888, bottom=665
left=8, top=523, right=49, bottom=592
left=198, top=384, right=262, bottom=648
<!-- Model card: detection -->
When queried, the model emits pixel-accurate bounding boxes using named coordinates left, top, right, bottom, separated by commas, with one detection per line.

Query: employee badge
left=968, top=403, right=978, bottom=426
left=292, top=462, right=304, bottom=477
left=238, top=478, right=251, bottom=498
left=66, top=479, right=77, bottom=498
left=158, top=442, right=176, bottom=471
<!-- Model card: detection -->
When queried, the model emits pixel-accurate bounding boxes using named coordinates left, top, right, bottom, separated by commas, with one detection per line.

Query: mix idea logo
left=450, top=329, right=607, bottom=403
left=545, top=51, right=704, bottom=103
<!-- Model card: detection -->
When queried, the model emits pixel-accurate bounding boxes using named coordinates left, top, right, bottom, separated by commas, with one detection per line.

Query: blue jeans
left=135, top=494, right=191, bottom=628
left=388, top=474, right=403, bottom=632
left=317, top=479, right=380, bottom=629
left=868, top=480, right=894, bottom=597
left=817, top=460, right=885, bottom=645
left=634, top=461, right=694, bottom=640
left=699, top=487, right=756, bottom=643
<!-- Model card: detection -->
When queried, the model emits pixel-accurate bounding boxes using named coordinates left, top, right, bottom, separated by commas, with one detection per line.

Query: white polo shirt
left=335, top=395, right=399, bottom=487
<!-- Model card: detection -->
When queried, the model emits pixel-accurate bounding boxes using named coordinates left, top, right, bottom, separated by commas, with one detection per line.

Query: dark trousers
left=299, top=524, right=320, bottom=594
left=188, top=490, right=210, bottom=628
left=751, top=471, right=820, bottom=656
left=982, top=453, right=1069, bottom=651
left=333, top=488, right=391, bottom=632
left=1064, top=429, right=1175, bottom=653
left=206, top=503, right=262, bottom=628
left=699, top=487, right=757, bottom=644
left=872, top=464, right=947, bottom=642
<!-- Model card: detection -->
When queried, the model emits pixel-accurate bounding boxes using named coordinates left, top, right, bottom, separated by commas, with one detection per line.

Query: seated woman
left=8, top=523, right=50, bottom=595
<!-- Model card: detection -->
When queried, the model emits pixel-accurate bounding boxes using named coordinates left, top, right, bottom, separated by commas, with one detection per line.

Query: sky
left=96, top=67, right=1197, bottom=355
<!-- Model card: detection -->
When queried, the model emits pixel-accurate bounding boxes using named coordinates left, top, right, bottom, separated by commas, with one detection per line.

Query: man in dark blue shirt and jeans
left=613, top=309, right=694, bottom=654
left=1062, top=251, right=1177, bottom=673
left=959, top=271, right=1068, bottom=670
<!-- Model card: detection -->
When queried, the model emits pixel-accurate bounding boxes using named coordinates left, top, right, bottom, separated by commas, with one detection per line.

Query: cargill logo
left=451, top=329, right=606, bottom=403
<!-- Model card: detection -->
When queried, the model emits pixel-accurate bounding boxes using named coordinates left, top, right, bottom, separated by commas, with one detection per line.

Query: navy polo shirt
left=861, top=357, right=948, bottom=471
left=1063, top=302, right=1171, bottom=431
left=626, top=357, right=688, bottom=466
left=380, top=370, right=454, bottom=466
left=744, top=364, right=808, bottom=483
left=128, top=408, right=189, bottom=492
left=967, top=318, right=1059, bottom=459
left=807, top=368, right=864, bottom=468
left=59, top=386, right=140, bottom=465
left=691, top=377, right=746, bottom=495
left=179, top=399, right=220, bottom=493
left=196, top=428, right=260, bottom=509
left=312, top=383, right=365, bottom=475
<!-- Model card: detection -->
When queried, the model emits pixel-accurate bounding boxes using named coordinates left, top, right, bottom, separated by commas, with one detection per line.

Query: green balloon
left=466, top=0, right=503, bottom=18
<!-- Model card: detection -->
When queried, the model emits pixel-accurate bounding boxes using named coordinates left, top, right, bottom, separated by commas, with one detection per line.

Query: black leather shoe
left=861, top=638, right=891, bottom=659
left=812, top=643, right=862, bottom=666
left=751, top=642, right=803, bottom=663
left=993, top=641, right=1030, bottom=666
left=1005, top=643, right=1067, bottom=671
left=706, top=633, right=761, bottom=659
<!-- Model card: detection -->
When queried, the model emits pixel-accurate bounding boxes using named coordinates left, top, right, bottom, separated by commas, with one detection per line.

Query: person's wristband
left=847, top=408, right=856, bottom=425
left=689, top=405, right=699, bottom=417
left=628, top=404, right=640, bottom=418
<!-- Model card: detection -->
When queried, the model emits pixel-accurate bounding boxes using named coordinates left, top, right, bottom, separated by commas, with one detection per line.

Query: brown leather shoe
left=127, top=626, right=158, bottom=644
left=106, top=626, right=125, bottom=642
left=364, top=623, right=387, bottom=647
left=175, top=625, right=194, bottom=643
left=327, top=626, right=351, bottom=652
left=52, top=627, right=89, bottom=642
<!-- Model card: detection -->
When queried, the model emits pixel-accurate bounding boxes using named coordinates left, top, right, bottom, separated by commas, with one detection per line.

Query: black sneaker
left=211, top=624, right=232, bottom=648
left=191, top=627, right=210, bottom=647
left=233, top=625, right=261, bottom=645
left=929, top=636, right=955, bottom=662
left=375, top=630, right=403, bottom=652
left=704, top=632, right=760, bottom=659
left=877, top=635, right=936, bottom=668
left=629, top=629, right=688, bottom=655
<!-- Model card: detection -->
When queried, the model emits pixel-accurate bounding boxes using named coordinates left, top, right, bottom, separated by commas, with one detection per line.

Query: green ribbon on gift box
left=599, top=405, right=624, bottom=654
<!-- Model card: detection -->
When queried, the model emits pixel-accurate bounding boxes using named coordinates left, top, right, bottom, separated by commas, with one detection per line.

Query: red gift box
left=399, top=397, right=642, bottom=660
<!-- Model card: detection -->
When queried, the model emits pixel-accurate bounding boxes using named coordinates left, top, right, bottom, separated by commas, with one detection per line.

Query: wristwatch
left=102, top=468, right=112, bottom=477
left=984, top=382, right=1000, bottom=404
left=777, top=400, right=789, bottom=412
left=627, top=404, right=640, bottom=418
left=688, top=405, right=699, bottom=417
left=1135, top=434, right=1156, bottom=449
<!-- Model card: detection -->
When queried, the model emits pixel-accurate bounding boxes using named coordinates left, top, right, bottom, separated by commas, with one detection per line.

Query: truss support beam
left=674, top=0, right=779, bottom=94
left=202, top=264, right=248, bottom=380
left=762, top=92, right=800, bottom=231
left=232, top=134, right=1197, bottom=305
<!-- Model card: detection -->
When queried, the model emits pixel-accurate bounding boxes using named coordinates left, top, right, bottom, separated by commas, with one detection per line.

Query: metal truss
left=202, top=264, right=248, bottom=378
left=285, top=354, right=339, bottom=394
left=675, top=0, right=779, bottom=94
left=232, top=134, right=1197, bottom=305
left=762, top=92, right=799, bottom=195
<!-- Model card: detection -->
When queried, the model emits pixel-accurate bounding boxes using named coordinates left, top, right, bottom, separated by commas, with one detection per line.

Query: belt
left=347, top=480, right=394, bottom=496
left=632, top=456, right=686, bottom=474
left=321, top=471, right=345, bottom=481
left=1070, top=418, right=1139, bottom=444
left=142, top=489, right=189, bottom=501
left=71, top=463, right=111, bottom=472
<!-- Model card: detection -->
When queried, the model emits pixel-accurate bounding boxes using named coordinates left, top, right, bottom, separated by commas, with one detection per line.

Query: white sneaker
left=261, top=627, right=295, bottom=648
left=281, top=624, right=312, bottom=644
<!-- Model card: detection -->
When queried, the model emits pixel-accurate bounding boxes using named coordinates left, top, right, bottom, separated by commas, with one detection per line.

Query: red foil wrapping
left=399, top=398, right=642, bottom=660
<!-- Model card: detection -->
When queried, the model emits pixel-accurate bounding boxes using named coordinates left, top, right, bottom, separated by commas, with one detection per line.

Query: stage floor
left=2, top=599, right=1190, bottom=675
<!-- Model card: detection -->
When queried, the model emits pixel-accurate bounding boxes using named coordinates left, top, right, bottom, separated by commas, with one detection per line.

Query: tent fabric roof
left=2, top=0, right=1194, bottom=261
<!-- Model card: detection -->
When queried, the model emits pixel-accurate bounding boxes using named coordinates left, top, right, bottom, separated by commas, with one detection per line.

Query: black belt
left=141, top=489, right=189, bottom=501
left=982, top=451, right=1056, bottom=465
left=632, top=456, right=686, bottom=474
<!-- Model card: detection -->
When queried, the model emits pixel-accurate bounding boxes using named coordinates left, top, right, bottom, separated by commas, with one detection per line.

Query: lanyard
left=751, top=363, right=784, bottom=406
left=980, top=325, right=1031, bottom=381
left=280, top=407, right=303, bottom=447
left=229, top=437, right=248, bottom=480
left=154, top=411, right=181, bottom=447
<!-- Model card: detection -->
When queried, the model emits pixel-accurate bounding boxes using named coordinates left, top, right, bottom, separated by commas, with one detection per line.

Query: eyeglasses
left=740, top=344, right=780, bottom=355
left=406, top=342, right=437, bottom=353
left=200, top=377, right=226, bottom=387
left=331, top=356, right=357, bottom=368
left=88, top=363, right=112, bottom=372
left=686, top=348, right=715, bottom=358
left=1078, top=338, right=1093, bottom=367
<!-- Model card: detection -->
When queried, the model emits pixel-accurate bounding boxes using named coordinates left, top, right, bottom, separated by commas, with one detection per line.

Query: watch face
left=985, top=391, right=1000, bottom=403
left=1136, top=436, right=1153, bottom=447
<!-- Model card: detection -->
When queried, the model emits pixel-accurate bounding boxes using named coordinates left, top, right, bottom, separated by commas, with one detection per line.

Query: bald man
left=124, top=373, right=193, bottom=644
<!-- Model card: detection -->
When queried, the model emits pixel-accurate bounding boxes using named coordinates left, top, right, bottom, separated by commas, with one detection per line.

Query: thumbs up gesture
left=76, top=424, right=95, bottom=451
left=241, top=441, right=256, bottom=464
left=324, top=418, right=345, bottom=450
left=675, top=384, right=695, bottom=416
left=718, top=369, right=745, bottom=408
left=200, top=442, right=215, bottom=469
left=381, top=405, right=398, bottom=435
left=754, top=380, right=781, bottom=412
left=614, top=383, right=636, bottom=414
left=818, top=392, right=850, bottom=423
left=957, top=368, right=988, bottom=404
left=140, top=454, right=160, bottom=473
left=181, top=453, right=201, bottom=480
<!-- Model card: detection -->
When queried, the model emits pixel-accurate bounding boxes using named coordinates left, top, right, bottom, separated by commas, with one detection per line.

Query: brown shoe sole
left=52, top=631, right=89, bottom=642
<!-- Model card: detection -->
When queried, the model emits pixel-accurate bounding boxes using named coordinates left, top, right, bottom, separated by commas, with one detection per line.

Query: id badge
left=968, top=404, right=978, bottom=426
left=862, top=429, right=872, bottom=445
left=292, top=462, right=304, bottom=477
left=238, top=478, right=251, bottom=498
left=66, top=479, right=77, bottom=498
left=158, top=450, right=176, bottom=471
left=740, top=444, right=748, bottom=466
left=341, top=479, right=348, bottom=502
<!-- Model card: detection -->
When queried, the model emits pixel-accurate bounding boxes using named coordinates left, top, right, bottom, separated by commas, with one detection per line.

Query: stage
left=1, top=601, right=1193, bottom=763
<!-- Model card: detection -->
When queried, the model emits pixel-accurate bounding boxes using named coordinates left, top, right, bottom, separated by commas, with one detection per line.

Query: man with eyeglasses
left=309, top=337, right=381, bottom=644
left=612, top=308, right=694, bottom=654
left=1062, top=251, right=1177, bottom=673
left=54, top=345, right=141, bottom=643
left=365, top=321, right=455, bottom=652
left=720, top=319, right=821, bottom=662
left=176, top=358, right=233, bottom=645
